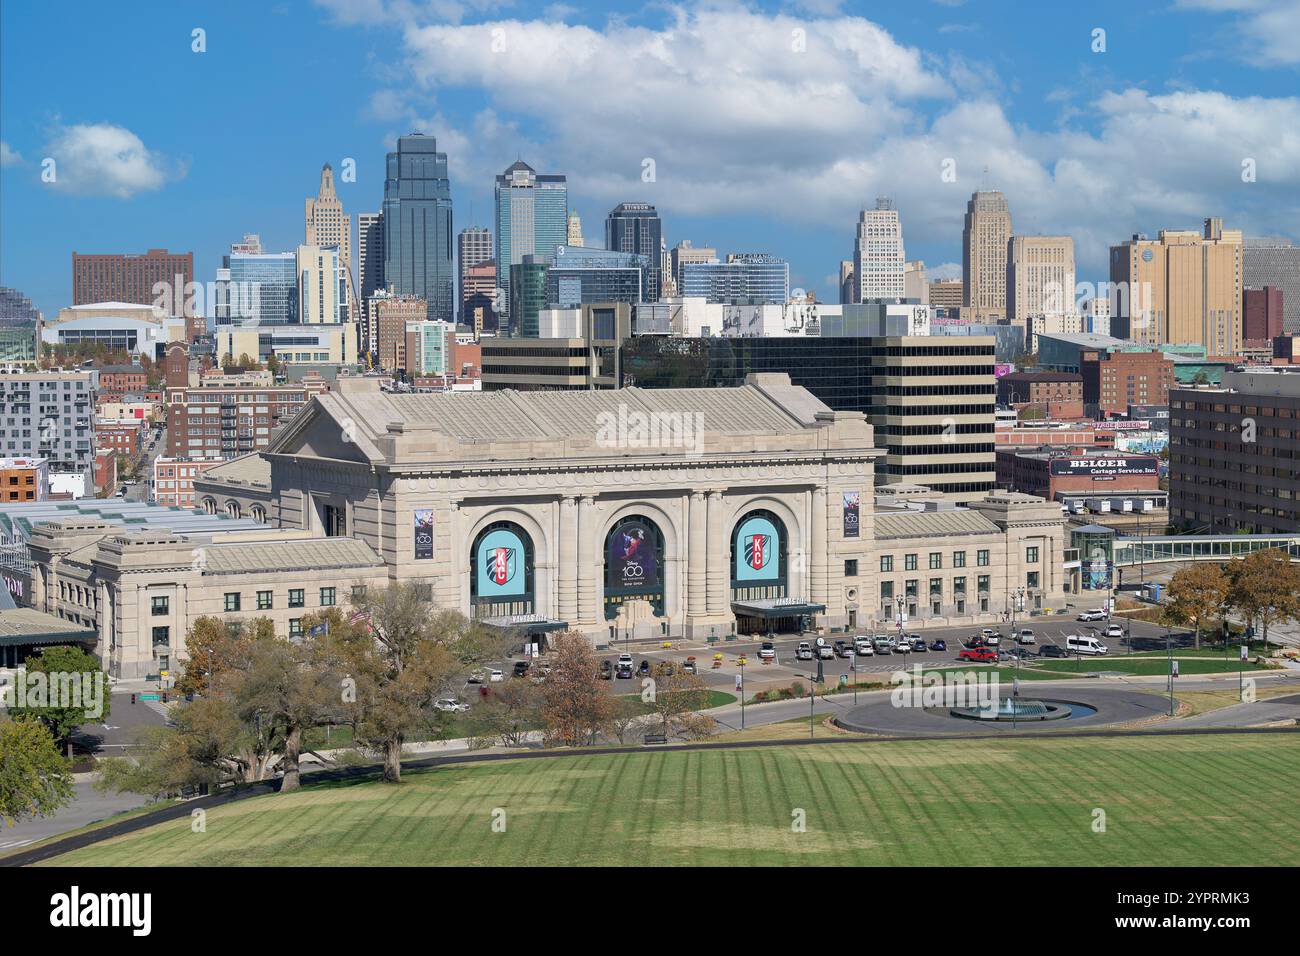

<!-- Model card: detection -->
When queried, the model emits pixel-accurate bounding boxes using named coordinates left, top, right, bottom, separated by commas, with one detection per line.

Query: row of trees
left=1162, top=548, right=1300, bottom=649
left=99, top=582, right=715, bottom=801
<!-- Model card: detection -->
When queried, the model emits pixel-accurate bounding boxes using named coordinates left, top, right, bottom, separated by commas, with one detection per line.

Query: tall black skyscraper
left=382, top=134, right=454, bottom=323
left=605, top=202, right=662, bottom=302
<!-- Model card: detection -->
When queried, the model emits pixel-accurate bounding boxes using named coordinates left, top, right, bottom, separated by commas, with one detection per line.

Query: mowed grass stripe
left=45, top=735, right=1300, bottom=867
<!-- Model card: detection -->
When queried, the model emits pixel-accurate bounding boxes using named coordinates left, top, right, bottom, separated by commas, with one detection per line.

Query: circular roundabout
left=834, top=685, right=1171, bottom=736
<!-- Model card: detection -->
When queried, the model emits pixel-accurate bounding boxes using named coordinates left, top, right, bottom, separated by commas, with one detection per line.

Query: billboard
left=842, top=491, right=860, bottom=538
left=607, top=520, right=659, bottom=591
left=476, top=527, right=528, bottom=599
left=1082, top=560, right=1112, bottom=591
left=1049, top=456, right=1159, bottom=477
left=413, top=509, right=434, bottom=560
left=735, top=514, right=782, bottom=583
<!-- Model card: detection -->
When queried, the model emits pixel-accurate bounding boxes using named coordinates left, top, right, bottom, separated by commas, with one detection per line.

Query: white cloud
left=0, top=141, right=21, bottom=167
left=1176, top=0, right=1300, bottom=67
left=41, top=123, right=185, bottom=198
left=349, top=6, right=1300, bottom=274
left=928, top=262, right=961, bottom=280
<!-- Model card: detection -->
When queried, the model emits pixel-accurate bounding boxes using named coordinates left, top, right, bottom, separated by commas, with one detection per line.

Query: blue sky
left=2, top=0, right=1298, bottom=318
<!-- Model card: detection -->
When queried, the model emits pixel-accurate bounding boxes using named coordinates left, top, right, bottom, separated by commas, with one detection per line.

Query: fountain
left=949, top=697, right=1077, bottom=721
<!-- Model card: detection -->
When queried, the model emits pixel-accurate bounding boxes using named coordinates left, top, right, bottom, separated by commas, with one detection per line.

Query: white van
left=1066, top=634, right=1109, bottom=656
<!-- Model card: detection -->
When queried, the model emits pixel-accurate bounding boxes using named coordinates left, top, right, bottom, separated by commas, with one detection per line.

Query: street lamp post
left=1166, top=623, right=1174, bottom=717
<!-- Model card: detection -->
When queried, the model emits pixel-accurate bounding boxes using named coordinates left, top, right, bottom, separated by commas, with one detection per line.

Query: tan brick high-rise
left=305, top=164, right=357, bottom=315
left=962, top=190, right=1011, bottom=321
left=1109, top=218, right=1242, bottom=353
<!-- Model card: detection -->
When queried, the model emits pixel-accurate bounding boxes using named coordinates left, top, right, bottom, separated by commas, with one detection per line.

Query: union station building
left=193, top=373, right=1068, bottom=645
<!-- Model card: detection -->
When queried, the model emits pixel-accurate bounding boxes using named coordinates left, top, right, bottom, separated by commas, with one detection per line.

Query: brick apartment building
left=1079, top=348, right=1175, bottom=418
left=996, top=371, right=1084, bottom=418
left=93, top=449, right=117, bottom=497
left=94, top=363, right=148, bottom=397
left=1170, top=368, right=1300, bottom=534
left=152, top=456, right=224, bottom=507
left=165, top=371, right=326, bottom=460
left=995, top=422, right=1116, bottom=448
left=0, top=457, right=50, bottom=502
left=94, top=419, right=145, bottom=458
left=72, top=249, right=194, bottom=316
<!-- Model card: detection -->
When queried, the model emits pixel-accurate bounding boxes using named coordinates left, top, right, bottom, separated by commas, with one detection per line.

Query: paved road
left=0, top=781, right=152, bottom=852
left=0, top=688, right=168, bottom=848
left=1170, top=692, right=1300, bottom=728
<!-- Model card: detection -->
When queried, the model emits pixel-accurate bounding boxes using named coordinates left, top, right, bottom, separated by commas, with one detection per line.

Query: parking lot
left=474, top=616, right=1186, bottom=700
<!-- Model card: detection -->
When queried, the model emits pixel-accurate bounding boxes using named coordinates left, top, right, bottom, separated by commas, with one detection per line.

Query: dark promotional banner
left=414, top=509, right=434, bottom=560
left=843, top=491, right=860, bottom=538
left=608, top=520, right=658, bottom=591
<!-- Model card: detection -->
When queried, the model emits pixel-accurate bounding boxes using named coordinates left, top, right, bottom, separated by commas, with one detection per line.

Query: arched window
left=730, top=509, right=788, bottom=601
left=251, top=504, right=266, bottom=524
left=603, top=515, right=665, bottom=620
left=225, top=501, right=242, bottom=519
left=469, top=521, right=534, bottom=618
left=201, top=497, right=217, bottom=515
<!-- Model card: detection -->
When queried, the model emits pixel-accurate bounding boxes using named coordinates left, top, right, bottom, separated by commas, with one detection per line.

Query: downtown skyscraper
left=383, top=134, right=455, bottom=323
left=494, top=160, right=567, bottom=314
left=853, top=198, right=905, bottom=301
left=605, top=203, right=663, bottom=301
left=962, top=189, right=1012, bottom=321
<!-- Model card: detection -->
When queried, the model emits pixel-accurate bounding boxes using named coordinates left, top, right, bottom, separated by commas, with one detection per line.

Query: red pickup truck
left=957, top=647, right=998, bottom=663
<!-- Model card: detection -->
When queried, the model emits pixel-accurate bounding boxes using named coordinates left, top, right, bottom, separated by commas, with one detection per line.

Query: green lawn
left=45, top=734, right=1300, bottom=866
left=1031, top=658, right=1271, bottom=676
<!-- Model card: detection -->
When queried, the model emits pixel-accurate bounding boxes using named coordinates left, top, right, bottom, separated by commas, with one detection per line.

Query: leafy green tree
left=1164, top=562, right=1230, bottom=649
left=0, top=718, right=75, bottom=826
left=10, top=646, right=111, bottom=757
left=321, top=586, right=504, bottom=783
left=1227, top=549, right=1300, bottom=649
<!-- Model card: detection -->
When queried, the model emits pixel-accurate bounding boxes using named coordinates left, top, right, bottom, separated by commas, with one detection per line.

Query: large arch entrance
left=603, top=514, right=665, bottom=621
left=469, top=521, right=535, bottom=619
left=730, top=509, right=803, bottom=635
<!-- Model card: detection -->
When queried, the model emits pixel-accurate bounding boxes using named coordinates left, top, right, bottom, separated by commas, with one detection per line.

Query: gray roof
left=0, top=608, right=96, bottom=647
left=0, top=500, right=265, bottom=545
left=200, top=453, right=271, bottom=487
left=874, top=509, right=1000, bottom=540
left=201, top=537, right=383, bottom=575
left=311, top=378, right=827, bottom=447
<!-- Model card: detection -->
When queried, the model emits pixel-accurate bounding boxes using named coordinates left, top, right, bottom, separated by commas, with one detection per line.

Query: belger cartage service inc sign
left=1049, top=457, right=1159, bottom=477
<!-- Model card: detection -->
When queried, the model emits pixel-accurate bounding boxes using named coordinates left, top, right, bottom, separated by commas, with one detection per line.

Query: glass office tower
left=215, top=253, right=299, bottom=328
left=383, top=134, right=455, bottom=323
left=679, top=254, right=789, bottom=304
left=495, top=161, right=568, bottom=314
left=605, top=203, right=662, bottom=301
left=546, top=246, right=647, bottom=307
left=509, top=256, right=549, bottom=338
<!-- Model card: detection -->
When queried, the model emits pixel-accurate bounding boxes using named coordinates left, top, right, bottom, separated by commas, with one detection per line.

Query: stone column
left=577, top=495, right=597, bottom=624
left=706, top=490, right=727, bottom=616
left=558, top=496, right=577, bottom=622
left=810, top=487, right=828, bottom=606
left=688, top=491, right=707, bottom=619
